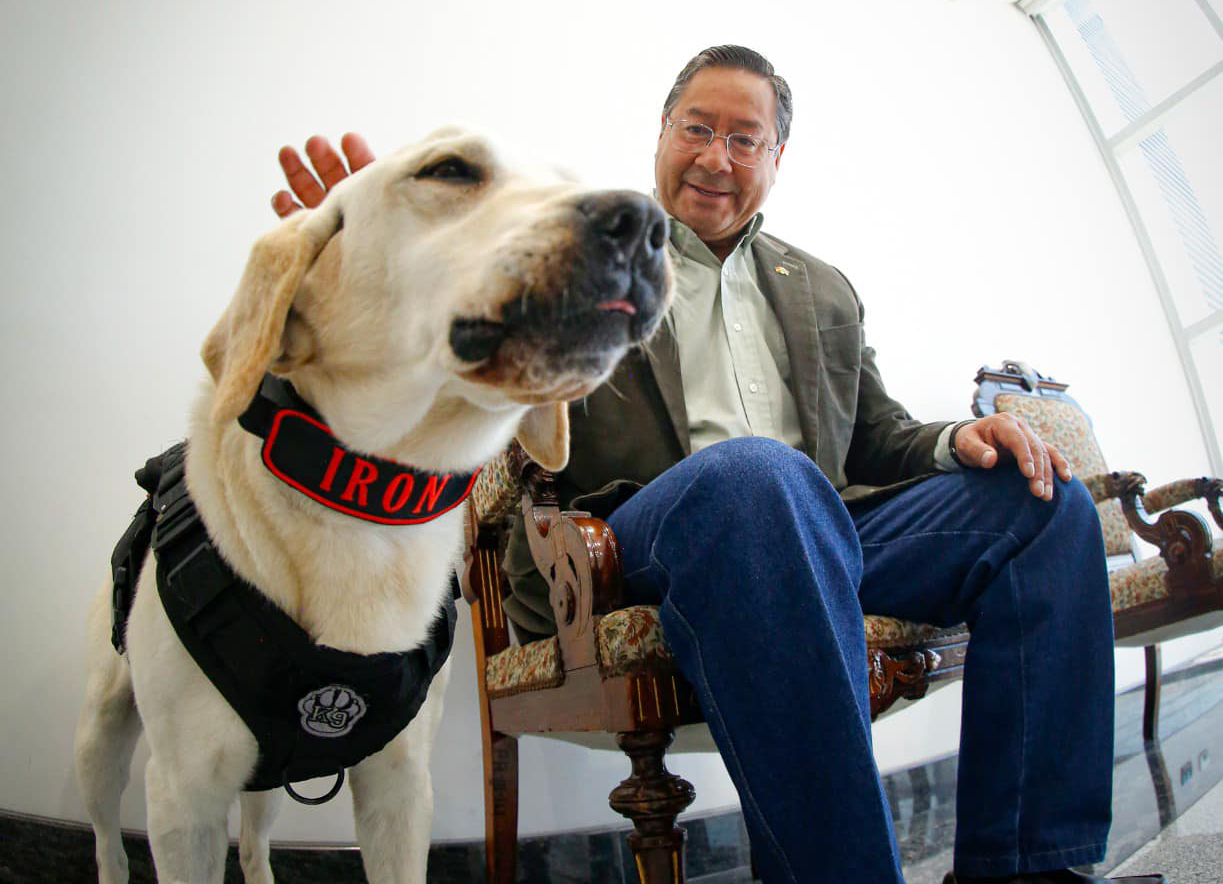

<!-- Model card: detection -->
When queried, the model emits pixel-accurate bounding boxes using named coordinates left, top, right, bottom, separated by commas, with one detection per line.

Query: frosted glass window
left=1032, top=0, right=1223, bottom=471
left=1115, top=75, right=1223, bottom=327
left=1043, top=0, right=1222, bottom=137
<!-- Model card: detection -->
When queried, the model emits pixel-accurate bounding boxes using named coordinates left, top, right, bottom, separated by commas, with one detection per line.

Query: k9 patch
left=260, top=409, right=479, bottom=525
left=298, top=685, right=369, bottom=738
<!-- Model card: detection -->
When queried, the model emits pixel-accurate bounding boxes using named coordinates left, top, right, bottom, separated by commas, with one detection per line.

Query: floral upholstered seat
left=484, top=606, right=963, bottom=701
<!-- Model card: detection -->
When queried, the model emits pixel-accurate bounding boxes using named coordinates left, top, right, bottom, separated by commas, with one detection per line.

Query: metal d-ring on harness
left=284, top=771, right=346, bottom=805
left=109, top=440, right=458, bottom=806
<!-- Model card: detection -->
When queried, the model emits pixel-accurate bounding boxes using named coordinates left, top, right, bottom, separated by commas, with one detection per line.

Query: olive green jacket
left=502, top=231, right=951, bottom=637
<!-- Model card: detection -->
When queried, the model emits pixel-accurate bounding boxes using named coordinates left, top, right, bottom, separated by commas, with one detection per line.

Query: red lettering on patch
left=259, top=409, right=480, bottom=525
left=318, top=446, right=345, bottom=492
left=382, top=473, right=416, bottom=513
left=413, top=475, right=452, bottom=514
left=342, top=458, right=378, bottom=506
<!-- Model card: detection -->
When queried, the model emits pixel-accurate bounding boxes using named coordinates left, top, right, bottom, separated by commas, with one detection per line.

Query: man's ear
left=201, top=200, right=342, bottom=425
left=515, top=402, right=569, bottom=472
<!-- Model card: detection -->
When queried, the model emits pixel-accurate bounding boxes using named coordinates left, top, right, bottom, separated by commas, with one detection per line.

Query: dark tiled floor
left=4, top=657, right=1222, bottom=883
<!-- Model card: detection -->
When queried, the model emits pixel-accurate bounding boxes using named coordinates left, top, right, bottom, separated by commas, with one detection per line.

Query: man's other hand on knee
left=951, top=414, right=1072, bottom=501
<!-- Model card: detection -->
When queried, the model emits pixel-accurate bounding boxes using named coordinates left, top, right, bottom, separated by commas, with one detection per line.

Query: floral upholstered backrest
left=993, top=393, right=1132, bottom=557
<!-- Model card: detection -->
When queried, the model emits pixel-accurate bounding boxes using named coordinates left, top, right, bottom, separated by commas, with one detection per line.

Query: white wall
left=0, top=0, right=1218, bottom=844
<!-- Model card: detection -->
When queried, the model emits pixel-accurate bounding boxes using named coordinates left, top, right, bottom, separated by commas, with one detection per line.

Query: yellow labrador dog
left=74, top=127, right=671, bottom=884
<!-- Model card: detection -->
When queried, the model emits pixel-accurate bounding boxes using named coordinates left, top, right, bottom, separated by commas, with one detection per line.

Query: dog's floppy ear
left=515, top=402, right=569, bottom=472
left=202, top=201, right=343, bottom=425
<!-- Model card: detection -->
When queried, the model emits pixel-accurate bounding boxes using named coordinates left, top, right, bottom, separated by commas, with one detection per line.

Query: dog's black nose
left=579, top=191, right=669, bottom=263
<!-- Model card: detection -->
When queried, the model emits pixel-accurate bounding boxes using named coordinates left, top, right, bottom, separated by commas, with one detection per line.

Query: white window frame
left=1019, top=0, right=1223, bottom=475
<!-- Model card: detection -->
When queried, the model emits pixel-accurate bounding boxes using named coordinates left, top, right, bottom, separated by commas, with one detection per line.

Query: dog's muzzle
left=449, top=190, right=670, bottom=367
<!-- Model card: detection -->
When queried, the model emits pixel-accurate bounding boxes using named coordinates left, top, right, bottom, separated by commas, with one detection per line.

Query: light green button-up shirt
left=666, top=215, right=804, bottom=454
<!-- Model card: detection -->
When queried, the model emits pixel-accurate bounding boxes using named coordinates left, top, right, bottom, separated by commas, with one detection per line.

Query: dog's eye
left=417, top=157, right=482, bottom=184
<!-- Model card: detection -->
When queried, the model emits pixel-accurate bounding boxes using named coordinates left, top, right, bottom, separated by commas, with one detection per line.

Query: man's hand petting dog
left=272, top=133, right=375, bottom=217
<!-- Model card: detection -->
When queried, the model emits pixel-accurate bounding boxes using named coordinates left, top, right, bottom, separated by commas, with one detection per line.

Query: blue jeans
left=605, top=438, right=1115, bottom=883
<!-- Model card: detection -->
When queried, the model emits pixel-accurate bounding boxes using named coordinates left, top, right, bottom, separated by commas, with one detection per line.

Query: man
left=273, top=46, right=1162, bottom=884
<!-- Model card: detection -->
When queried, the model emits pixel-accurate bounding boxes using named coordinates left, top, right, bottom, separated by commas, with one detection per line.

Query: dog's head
left=202, top=127, right=673, bottom=472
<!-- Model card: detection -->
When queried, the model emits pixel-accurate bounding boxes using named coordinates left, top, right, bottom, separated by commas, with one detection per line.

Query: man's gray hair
left=662, top=45, right=793, bottom=145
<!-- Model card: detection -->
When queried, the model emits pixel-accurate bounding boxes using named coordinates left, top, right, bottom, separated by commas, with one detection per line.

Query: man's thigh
left=850, top=468, right=1069, bottom=628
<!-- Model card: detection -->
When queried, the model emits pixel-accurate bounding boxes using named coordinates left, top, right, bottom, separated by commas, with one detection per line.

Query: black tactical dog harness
left=109, top=378, right=470, bottom=801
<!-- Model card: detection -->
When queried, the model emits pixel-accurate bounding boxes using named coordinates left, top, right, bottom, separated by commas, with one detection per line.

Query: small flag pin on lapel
left=774, top=265, right=790, bottom=276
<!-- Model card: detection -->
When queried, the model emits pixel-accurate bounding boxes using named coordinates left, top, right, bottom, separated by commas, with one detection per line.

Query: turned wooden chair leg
left=1139, top=644, right=1178, bottom=828
left=483, top=730, right=519, bottom=884
left=609, top=730, right=696, bottom=884
left=1142, top=643, right=1162, bottom=745
left=1143, top=738, right=1178, bottom=829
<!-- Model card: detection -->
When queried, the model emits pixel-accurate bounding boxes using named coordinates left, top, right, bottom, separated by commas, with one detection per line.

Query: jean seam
left=956, top=840, right=1108, bottom=860
left=659, top=600, right=799, bottom=884
left=859, top=528, right=1018, bottom=548
left=1013, top=559, right=1030, bottom=866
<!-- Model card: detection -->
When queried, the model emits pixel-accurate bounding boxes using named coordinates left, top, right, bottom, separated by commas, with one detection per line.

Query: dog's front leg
left=349, top=662, right=450, bottom=884
left=238, top=790, right=282, bottom=884
left=350, top=732, right=434, bottom=884
left=145, top=756, right=231, bottom=884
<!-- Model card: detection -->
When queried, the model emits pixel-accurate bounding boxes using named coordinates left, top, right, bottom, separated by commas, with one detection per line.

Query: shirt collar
left=655, top=196, right=764, bottom=267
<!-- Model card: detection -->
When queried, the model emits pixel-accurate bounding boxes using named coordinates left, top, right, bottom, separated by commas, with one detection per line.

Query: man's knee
left=1058, top=474, right=1098, bottom=522
left=659, top=439, right=865, bottom=614
left=962, top=468, right=1097, bottom=526
left=687, top=437, right=832, bottom=497
left=683, top=438, right=861, bottom=572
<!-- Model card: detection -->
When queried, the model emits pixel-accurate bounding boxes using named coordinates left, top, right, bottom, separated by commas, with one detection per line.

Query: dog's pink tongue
left=597, top=300, right=637, bottom=316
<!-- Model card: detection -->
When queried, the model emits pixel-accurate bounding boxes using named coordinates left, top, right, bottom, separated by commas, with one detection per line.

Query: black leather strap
left=947, top=419, right=976, bottom=469
left=235, top=374, right=479, bottom=525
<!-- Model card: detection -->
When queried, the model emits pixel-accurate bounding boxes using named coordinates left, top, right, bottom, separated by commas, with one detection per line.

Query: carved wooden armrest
left=1080, top=470, right=1146, bottom=505
left=1085, top=470, right=1222, bottom=527
left=519, top=461, right=628, bottom=674
left=1141, top=476, right=1223, bottom=527
left=1110, top=471, right=1218, bottom=593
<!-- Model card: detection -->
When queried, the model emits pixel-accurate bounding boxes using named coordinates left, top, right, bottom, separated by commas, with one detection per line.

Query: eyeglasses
left=664, top=117, right=781, bottom=168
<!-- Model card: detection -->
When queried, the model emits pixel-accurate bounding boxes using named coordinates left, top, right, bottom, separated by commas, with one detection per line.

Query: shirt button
left=749, top=383, right=759, bottom=394
left=733, top=323, right=743, bottom=332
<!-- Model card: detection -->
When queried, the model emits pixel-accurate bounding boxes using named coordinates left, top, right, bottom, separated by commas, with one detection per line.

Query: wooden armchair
left=972, top=360, right=1223, bottom=745
left=460, top=450, right=969, bottom=883
left=459, top=361, right=1221, bottom=883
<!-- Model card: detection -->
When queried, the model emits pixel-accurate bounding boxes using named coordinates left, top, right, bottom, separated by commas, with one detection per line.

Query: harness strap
left=135, top=444, right=456, bottom=797
left=109, top=499, right=155, bottom=655
left=110, top=443, right=187, bottom=655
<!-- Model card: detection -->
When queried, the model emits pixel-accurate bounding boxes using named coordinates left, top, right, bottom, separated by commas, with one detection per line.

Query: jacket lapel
left=753, top=235, right=823, bottom=462
left=640, top=318, right=691, bottom=456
